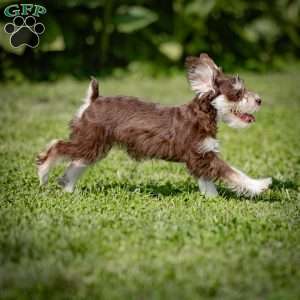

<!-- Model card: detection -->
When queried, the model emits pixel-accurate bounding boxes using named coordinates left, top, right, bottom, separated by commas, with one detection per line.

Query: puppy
left=37, top=53, right=272, bottom=197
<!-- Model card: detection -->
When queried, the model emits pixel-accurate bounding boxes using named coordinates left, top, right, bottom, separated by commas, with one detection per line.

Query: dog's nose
left=255, top=98, right=262, bottom=105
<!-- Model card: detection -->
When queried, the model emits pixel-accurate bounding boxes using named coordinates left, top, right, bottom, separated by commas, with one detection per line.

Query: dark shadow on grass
left=270, top=178, right=298, bottom=191
left=217, top=186, right=277, bottom=202
left=80, top=177, right=298, bottom=201
left=217, top=177, right=298, bottom=202
left=82, top=180, right=197, bottom=197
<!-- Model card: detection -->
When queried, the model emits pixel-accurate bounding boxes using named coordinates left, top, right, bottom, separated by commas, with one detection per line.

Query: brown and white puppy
left=37, top=53, right=272, bottom=197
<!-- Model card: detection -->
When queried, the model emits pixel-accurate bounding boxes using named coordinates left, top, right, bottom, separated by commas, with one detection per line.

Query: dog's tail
left=85, top=76, right=99, bottom=103
left=76, top=77, right=99, bottom=119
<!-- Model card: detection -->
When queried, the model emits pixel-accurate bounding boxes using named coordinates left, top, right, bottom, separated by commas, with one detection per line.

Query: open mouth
left=231, top=110, right=256, bottom=123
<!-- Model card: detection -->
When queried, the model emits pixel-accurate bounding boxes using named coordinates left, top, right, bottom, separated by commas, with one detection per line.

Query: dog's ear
left=199, top=53, right=220, bottom=71
left=185, top=53, right=220, bottom=95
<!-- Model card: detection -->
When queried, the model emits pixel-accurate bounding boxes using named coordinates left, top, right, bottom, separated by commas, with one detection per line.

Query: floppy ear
left=185, top=53, right=220, bottom=95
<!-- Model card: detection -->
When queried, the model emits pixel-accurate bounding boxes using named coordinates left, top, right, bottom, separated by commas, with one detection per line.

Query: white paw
left=247, top=177, right=272, bottom=196
left=39, top=173, right=48, bottom=186
left=38, top=165, right=49, bottom=186
left=201, top=189, right=219, bottom=198
left=198, top=178, right=219, bottom=198
left=63, top=185, right=74, bottom=193
left=58, top=176, right=74, bottom=193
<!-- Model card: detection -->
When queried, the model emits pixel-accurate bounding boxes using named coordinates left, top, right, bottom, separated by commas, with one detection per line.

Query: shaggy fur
left=37, top=53, right=272, bottom=197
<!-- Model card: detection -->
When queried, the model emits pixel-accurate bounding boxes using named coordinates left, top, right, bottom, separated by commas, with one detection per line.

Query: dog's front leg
left=187, top=152, right=272, bottom=197
left=223, top=166, right=272, bottom=197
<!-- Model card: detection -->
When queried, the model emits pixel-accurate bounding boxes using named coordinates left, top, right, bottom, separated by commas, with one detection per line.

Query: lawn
left=0, top=66, right=300, bottom=300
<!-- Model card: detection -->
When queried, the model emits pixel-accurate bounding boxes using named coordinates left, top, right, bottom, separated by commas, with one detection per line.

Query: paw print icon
left=4, top=16, right=45, bottom=48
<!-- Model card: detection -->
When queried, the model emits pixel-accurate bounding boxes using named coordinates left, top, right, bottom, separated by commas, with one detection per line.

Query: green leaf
left=159, top=41, right=183, bottom=61
left=114, top=6, right=158, bottom=33
left=54, top=0, right=105, bottom=8
left=184, top=0, right=215, bottom=18
left=286, top=1, right=300, bottom=24
left=243, top=18, right=280, bottom=43
left=39, top=16, right=65, bottom=52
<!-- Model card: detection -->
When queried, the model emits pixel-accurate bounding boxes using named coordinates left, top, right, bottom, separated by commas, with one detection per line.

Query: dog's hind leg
left=57, top=143, right=111, bottom=192
left=57, top=132, right=111, bottom=192
left=36, top=139, right=80, bottom=186
left=36, top=139, right=61, bottom=185
left=58, top=160, right=88, bottom=192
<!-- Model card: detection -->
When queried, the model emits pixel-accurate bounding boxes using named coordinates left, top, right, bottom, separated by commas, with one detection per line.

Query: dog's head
left=185, top=53, right=262, bottom=128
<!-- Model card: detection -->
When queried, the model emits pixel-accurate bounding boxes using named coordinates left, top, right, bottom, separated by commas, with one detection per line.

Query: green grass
left=0, top=66, right=300, bottom=300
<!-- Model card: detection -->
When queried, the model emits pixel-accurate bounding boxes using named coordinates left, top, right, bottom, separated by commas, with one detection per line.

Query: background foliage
left=0, top=0, right=300, bottom=80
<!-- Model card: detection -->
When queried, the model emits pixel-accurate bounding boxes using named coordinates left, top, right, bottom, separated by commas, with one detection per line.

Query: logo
left=3, top=4, right=47, bottom=48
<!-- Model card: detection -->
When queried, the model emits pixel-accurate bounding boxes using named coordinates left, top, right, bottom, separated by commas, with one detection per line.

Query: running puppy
left=37, top=54, right=272, bottom=197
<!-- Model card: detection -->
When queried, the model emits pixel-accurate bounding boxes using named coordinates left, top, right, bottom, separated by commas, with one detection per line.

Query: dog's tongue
left=240, top=113, right=255, bottom=123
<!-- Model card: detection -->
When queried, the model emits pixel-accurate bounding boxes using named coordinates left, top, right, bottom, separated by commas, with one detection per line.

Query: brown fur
left=37, top=90, right=233, bottom=182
